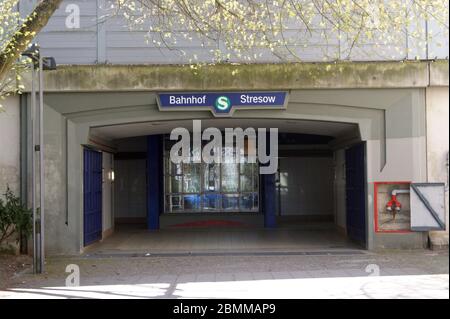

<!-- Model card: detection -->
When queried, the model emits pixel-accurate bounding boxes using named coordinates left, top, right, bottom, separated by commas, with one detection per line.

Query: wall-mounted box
left=374, top=182, right=411, bottom=233
left=410, top=183, right=446, bottom=231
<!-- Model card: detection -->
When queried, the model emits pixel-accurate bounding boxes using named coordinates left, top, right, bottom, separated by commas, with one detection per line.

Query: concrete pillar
left=426, top=87, right=449, bottom=249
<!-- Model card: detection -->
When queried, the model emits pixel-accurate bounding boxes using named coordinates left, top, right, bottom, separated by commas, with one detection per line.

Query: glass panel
left=170, top=161, right=183, bottom=175
left=164, top=133, right=259, bottom=213
left=184, top=195, right=201, bottom=211
left=164, top=155, right=169, bottom=174
left=240, top=175, right=252, bottom=192
left=240, top=193, right=259, bottom=211
left=240, top=161, right=257, bottom=174
left=240, top=193, right=254, bottom=210
left=202, top=193, right=221, bottom=211
left=244, top=136, right=257, bottom=157
left=169, top=175, right=182, bottom=193
left=223, top=194, right=239, bottom=210
left=166, top=195, right=183, bottom=212
left=223, top=146, right=235, bottom=164
left=222, top=163, right=239, bottom=192
left=183, top=163, right=201, bottom=193
left=191, top=146, right=202, bottom=163
left=253, top=193, right=259, bottom=209
left=240, top=163, right=257, bottom=192
left=203, top=163, right=220, bottom=192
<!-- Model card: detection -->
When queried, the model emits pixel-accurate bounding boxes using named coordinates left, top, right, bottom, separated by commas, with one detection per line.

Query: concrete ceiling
left=90, top=118, right=358, bottom=141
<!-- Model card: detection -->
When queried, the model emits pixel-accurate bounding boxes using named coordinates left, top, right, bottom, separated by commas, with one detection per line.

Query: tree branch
left=0, top=0, right=64, bottom=82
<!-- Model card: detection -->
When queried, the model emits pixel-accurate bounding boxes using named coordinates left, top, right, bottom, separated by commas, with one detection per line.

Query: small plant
left=0, top=187, right=32, bottom=248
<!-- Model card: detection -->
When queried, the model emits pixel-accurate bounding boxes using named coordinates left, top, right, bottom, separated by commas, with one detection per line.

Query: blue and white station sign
left=157, top=91, right=288, bottom=116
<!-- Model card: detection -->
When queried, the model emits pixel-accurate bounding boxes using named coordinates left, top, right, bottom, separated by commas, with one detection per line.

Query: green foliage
left=0, top=0, right=28, bottom=109
left=1, top=0, right=63, bottom=109
left=0, top=186, right=32, bottom=246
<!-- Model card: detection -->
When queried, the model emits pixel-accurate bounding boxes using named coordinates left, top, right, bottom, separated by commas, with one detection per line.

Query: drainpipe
left=386, top=189, right=410, bottom=219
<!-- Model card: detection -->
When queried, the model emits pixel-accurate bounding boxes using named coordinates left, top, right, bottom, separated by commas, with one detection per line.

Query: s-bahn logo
left=157, top=91, right=288, bottom=116
left=214, top=96, right=231, bottom=112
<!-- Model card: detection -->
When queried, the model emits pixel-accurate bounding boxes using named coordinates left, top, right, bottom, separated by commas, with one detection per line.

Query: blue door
left=83, top=148, right=102, bottom=246
left=345, top=143, right=367, bottom=246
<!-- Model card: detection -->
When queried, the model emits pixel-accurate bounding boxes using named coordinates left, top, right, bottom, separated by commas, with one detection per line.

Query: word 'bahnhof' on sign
left=157, top=92, right=289, bottom=116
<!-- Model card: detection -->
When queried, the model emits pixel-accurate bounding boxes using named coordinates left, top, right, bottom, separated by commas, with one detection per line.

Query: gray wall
left=43, top=103, right=74, bottom=254
left=114, top=159, right=147, bottom=220
left=0, top=96, right=21, bottom=250
left=18, top=0, right=449, bottom=65
left=333, top=149, right=347, bottom=231
left=278, top=157, right=334, bottom=216
left=426, top=87, right=449, bottom=248
left=113, top=137, right=147, bottom=220
left=102, top=152, right=114, bottom=232
left=0, top=97, right=20, bottom=197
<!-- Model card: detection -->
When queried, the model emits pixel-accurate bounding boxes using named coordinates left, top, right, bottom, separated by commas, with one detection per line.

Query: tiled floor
left=86, top=221, right=361, bottom=255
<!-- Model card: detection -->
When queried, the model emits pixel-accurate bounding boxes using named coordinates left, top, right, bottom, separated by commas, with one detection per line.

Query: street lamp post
left=22, top=44, right=56, bottom=274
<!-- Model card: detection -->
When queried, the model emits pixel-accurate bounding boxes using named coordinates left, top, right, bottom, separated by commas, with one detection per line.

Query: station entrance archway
left=85, top=118, right=367, bottom=253
left=37, top=83, right=429, bottom=254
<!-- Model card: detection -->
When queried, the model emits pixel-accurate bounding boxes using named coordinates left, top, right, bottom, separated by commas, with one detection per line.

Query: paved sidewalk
left=0, top=250, right=448, bottom=299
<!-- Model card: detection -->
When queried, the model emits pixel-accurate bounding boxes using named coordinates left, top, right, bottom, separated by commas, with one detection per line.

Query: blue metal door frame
left=147, top=135, right=163, bottom=230
left=345, top=142, right=367, bottom=246
left=83, top=148, right=103, bottom=246
left=262, top=173, right=276, bottom=228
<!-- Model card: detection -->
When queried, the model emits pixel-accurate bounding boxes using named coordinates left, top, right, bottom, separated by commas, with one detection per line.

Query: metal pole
left=30, top=63, right=36, bottom=274
left=38, top=56, right=45, bottom=273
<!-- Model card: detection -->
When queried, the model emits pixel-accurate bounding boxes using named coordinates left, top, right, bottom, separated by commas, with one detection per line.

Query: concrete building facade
left=0, top=0, right=448, bottom=255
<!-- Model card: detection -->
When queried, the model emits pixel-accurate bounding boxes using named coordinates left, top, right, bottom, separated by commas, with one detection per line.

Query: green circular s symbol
left=215, top=96, right=231, bottom=111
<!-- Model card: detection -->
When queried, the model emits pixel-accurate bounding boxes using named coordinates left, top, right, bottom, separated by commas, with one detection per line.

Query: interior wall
left=114, top=136, right=148, bottom=152
left=114, top=159, right=147, bottom=219
left=102, top=152, right=114, bottom=233
left=334, top=149, right=347, bottom=230
left=278, top=157, right=334, bottom=216
left=114, top=136, right=148, bottom=221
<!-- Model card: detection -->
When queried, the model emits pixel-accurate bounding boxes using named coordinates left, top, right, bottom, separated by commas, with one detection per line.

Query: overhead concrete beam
left=22, top=60, right=448, bottom=92
left=429, top=60, right=450, bottom=87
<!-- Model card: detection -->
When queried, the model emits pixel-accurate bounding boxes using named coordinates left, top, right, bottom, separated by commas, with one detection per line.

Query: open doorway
left=86, top=119, right=367, bottom=253
left=113, top=137, right=148, bottom=228
left=276, top=137, right=367, bottom=248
